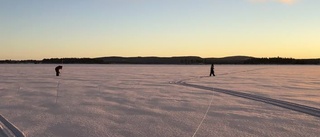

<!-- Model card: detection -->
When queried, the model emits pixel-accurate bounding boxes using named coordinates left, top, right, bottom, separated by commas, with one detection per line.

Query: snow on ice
left=0, top=64, right=319, bottom=137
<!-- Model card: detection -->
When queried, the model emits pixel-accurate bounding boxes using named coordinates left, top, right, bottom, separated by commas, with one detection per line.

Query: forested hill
left=1, top=56, right=319, bottom=64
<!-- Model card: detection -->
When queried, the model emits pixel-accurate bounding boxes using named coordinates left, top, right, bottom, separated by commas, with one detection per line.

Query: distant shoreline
left=1, top=56, right=320, bottom=65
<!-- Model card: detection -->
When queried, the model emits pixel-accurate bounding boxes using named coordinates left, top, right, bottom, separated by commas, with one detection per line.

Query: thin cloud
left=278, top=0, right=296, bottom=4
left=249, top=0, right=297, bottom=4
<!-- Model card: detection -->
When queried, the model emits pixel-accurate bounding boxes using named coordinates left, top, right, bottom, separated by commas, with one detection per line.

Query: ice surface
left=0, top=64, right=319, bottom=137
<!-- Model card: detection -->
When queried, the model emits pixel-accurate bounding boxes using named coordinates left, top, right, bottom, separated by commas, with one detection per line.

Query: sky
left=0, top=0, right=319, bottom=60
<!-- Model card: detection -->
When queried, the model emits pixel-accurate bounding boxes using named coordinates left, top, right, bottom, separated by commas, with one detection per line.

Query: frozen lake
left=0, top=64, right=320, bottom=137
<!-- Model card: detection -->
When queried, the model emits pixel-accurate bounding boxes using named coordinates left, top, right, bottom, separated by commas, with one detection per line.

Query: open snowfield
left=0, top=64, right=319, bottom=137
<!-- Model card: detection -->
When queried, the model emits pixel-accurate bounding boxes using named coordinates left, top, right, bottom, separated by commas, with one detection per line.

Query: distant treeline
left=244, top=57, right=320, bottom=64
left=96, top=56, right=205, bottom=64
left=0, top=60, right=40, bottom=64
left=1, top=56, right=319, bottom=64
left=0, top=58, right=103, bottom=64
left=42, top=58, right=104, bottom=64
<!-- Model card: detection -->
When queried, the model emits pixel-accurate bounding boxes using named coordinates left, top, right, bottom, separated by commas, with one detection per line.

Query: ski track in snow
left=0, top=114, right=26, bottom=137
left=175, top=81, right=320, bottom=118
left=171, top=67, right=320, bottom=137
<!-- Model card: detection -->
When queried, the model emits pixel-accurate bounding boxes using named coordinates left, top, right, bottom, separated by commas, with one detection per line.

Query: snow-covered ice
left=0, top=64, right=319, bottom=137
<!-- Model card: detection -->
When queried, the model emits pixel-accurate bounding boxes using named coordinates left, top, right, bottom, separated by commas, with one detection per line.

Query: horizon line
left=1, top=55, right=320, bottom=61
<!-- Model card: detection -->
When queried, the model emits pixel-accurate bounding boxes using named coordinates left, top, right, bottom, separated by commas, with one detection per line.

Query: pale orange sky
left=1, top=0, right=319, bottom=60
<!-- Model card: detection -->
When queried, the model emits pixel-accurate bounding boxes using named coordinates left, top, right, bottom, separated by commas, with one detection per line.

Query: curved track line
left=171, top=67, right=319, bottom=137
left=191, top=87, right=214, bottom=137
left=178, top=82, right=320, bottom=118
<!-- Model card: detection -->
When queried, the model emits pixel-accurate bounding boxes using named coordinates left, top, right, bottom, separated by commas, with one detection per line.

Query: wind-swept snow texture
left=0, top=64, right=319, bottom=137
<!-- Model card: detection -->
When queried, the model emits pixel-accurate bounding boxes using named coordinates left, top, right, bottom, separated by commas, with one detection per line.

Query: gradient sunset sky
left=1, top=0, right=319, bottom=60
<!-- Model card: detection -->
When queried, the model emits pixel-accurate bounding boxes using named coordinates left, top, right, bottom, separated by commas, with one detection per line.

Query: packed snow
left=0, top=64, right=319, bottom=137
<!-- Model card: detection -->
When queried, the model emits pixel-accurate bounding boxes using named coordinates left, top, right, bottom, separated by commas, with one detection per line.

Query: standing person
left=55, top=66, right=63, bottom=76
left=210, top=64, right=215, bottom=76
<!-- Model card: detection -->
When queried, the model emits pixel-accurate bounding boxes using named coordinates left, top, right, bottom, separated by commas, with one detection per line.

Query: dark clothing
left=210, top=64, right=215, bottom=76
left=55, top=66, right=63, bottom=76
